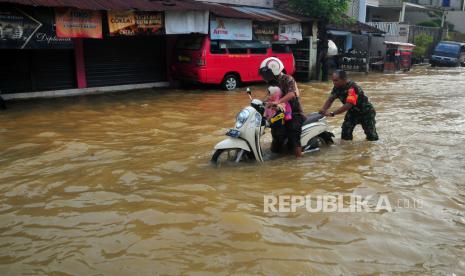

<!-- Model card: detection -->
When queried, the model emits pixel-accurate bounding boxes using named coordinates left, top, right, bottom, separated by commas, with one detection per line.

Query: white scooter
left=211, top=88, right=334, bottom=165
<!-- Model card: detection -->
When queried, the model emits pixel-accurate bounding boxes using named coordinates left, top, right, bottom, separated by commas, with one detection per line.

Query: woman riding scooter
left=259, top=57, right=306, bottom=158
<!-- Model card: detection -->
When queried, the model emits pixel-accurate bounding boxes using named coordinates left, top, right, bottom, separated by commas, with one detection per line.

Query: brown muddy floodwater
left=1, top=67, right=465, bottom=275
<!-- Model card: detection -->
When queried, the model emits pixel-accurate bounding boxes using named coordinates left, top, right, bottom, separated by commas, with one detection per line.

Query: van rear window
left=176, top=36, right=204, bottom=50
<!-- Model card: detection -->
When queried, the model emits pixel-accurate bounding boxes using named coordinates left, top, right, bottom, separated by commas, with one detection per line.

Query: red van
left=171, top=35, right=295, bottom=90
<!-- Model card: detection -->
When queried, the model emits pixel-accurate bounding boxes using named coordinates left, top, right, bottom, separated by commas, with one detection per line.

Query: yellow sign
left=108, top=11, right=163, bottom=36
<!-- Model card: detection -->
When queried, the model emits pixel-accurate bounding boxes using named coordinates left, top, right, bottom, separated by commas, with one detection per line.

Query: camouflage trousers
left=341, top=106, right=379, bottom=141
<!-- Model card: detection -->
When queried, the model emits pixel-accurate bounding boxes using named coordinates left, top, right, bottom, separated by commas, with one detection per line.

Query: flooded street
left=1, top=66, right=465, bottom=275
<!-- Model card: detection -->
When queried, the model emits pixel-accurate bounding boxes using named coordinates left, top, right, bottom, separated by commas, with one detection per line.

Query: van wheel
left=222, top=75, right=239, bottom=91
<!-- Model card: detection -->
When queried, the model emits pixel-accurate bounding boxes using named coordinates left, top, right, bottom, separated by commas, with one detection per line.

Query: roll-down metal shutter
left=84, top=37, right=166, bottom=88
left=0, top=50, right=75, bottom=94
left=31, top=50, right=76, bottom=91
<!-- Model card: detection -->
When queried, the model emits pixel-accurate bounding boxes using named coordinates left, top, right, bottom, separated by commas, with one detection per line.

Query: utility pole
left=366, top=34, right=372, bottom=73
left=399, top=2, right=407, bottom=22
left=439, top=9, right=447, bottom=40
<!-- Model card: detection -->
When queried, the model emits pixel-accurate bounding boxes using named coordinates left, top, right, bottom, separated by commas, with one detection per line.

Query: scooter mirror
left=246, top=88, right=253, bottom=101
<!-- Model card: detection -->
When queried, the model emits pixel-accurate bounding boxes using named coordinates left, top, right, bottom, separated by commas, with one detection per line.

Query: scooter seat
left=303, top=112, right=324, bottom=126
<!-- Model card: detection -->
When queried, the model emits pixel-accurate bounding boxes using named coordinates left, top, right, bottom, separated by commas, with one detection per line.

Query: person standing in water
left=319, top=70, right=379, bottom=141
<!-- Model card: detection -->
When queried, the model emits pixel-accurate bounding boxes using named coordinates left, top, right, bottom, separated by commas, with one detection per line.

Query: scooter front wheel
left=211, top=148, right=247, bottom=167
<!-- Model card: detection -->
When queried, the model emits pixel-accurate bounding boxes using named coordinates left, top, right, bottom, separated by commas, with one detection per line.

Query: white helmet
left=259, top=57, right=284, bottom=82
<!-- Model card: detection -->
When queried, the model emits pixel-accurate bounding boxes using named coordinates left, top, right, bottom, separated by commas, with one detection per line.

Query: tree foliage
left=288, top=0, right=351, bottom=23
left=412, top=34, right=434, bottom=59
left=418, top=19, right=455, bottom=32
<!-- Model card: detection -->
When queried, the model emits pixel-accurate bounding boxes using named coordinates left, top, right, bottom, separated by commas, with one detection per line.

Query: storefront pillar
left=166, top=36, right=177, bottom=86
left=74, top=39, right=87, bottom=88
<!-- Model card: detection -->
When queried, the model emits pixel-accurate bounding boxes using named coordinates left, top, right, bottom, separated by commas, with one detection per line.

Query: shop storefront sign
left=55, top=8, right=102, bottom=39
left=253, top=21, right=278, bottom=41
left=108, top=11, right=163, bottom=36
left=0, top=7, right=73, bottom=49
left=210, top=17, right=252, bottom=41
left=279, top=22, right=302, bottom=41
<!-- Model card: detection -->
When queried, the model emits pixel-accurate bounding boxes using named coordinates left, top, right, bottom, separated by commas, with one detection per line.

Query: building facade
left=0, top=0, right=313, bottom=99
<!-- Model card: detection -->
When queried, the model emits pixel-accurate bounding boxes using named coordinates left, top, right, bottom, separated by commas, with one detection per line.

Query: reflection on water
left=1, top=67, right=465, bottom=275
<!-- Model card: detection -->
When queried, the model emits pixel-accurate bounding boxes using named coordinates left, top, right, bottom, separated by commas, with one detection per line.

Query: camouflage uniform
left=331, top=81, right=379, bottom=141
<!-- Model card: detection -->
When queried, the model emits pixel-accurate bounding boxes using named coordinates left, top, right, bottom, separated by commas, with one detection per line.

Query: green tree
left=418, top=19, right=455, bottom=32
left=412, top=34, right=434, bottom=62
left=288, top=0, right=350, bottom=23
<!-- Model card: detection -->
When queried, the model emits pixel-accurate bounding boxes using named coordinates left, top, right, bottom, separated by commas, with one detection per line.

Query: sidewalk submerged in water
left=1, top=82, right=170, bottom=101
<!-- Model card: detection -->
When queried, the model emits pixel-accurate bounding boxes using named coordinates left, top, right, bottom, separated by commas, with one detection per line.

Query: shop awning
left=1, top=0, right=312, bottom=22
left=328, top=15, right=385, bottom=35
left=226, top=6, right=310, bottom=22
left=328, top=30, right=352, bottom=36
left=0, top=0, right=212, bottom=11
left=0, top=0, right=311, bottom=22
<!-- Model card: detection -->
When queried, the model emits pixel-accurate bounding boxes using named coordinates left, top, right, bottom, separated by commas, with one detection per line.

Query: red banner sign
left=55, top=8, right=102, bottom=39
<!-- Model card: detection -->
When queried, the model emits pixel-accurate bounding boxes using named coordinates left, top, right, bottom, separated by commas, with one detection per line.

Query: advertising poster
left=55, top=8, right=102, bottom=39
left=279, top=22, right=303, bottom=41
left=210, top=17, right=252, bottom=41
left=253, top=21, right=278, bottom=41
left=0, top=7, right=73, bottom=49
left=108, top=11, right=163, bottom=36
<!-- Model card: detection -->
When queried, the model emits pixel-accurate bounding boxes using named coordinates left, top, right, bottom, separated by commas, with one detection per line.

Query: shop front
left=0, top=3, right=170, bottom=96
left=0, top=0, right=314, bottom=99
left=0, top=5, right=76, bottom=93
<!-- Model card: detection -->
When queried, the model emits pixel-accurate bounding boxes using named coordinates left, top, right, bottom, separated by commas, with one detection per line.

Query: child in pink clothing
left=264, top=86, right=292, bottom=154
left=264, top=86, right=292, bottom=122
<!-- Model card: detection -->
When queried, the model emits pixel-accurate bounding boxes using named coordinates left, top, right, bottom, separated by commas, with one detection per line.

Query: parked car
left=430, top=41, right=465, bottom=67
left=171, top=35, right=295, bottom=90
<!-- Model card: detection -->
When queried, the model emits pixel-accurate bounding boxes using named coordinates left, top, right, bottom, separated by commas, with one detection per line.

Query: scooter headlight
left=235, top=109, right=250, bottom=129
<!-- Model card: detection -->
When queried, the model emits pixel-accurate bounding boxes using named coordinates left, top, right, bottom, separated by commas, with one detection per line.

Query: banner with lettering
left=55, top=8, right=102, bottom=39
left=0, top=7, right=73, bottom=49
left=279, top=23, right=302, bottom=41
left=108, top=11, right=163, bottom=36
left=210, top=17, right=252, bottom=41
left=253, top=22, right=278, bottom=41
